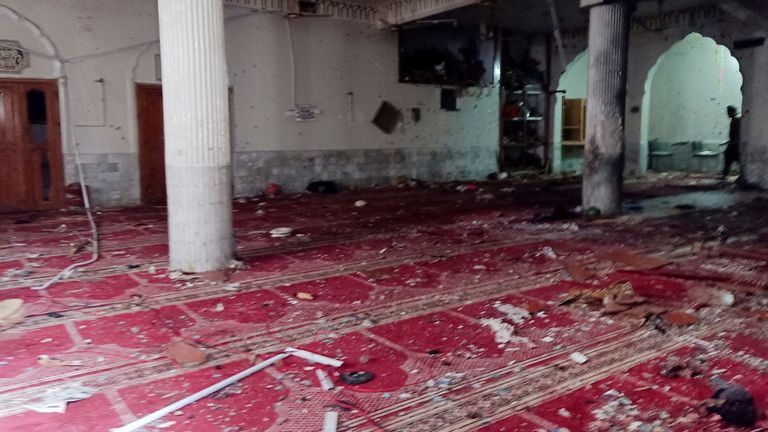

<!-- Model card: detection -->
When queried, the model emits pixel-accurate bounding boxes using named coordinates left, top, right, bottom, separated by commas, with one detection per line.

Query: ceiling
left=423, top=0, right=719, bottom=33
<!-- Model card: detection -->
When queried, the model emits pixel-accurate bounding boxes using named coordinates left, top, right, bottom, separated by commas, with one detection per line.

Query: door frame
left=135, top=84, right=236, bottom=205
left=0, top=77, right=64, bottom=211
left=136, top=83, right=164, bottom=204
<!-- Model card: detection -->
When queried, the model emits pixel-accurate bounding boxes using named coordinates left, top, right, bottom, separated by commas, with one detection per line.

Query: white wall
left=644, top=33, right=742, bottom=145
left=0, top=0, right=500, bottom=206
left=225, top=14, right=498, bottom=153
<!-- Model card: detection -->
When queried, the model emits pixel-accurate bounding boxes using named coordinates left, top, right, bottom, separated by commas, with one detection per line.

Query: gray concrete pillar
left=582, top=0, right=632, bottom=216
left=158, top=0, right=233, bottom=272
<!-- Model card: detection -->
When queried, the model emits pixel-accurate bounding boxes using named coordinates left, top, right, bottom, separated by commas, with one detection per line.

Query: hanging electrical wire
left=0, top=4, right=101, bottom=291
left=284, top=17, right=298, bottom=108
left=545, top=0, right=568, bottom=72
left=33, top=64, right=100, bottom=291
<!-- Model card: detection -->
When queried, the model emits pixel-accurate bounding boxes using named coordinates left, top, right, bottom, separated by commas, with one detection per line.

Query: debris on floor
left=584, top=206, right=602, bottom=220
left=340, top=371, right=375, bottom=385
left=660, top=309, right=699, bottom=326
left=532, top=206, right=581, bottom=222
left=494, top=303, right=531, bottom=324
left=486, top=171, right=510, bottom=181
left=0, top=298, right=25, bottom=326
left=480, top=318, right=520, bottom=345
left=393, top=176, right=426, bottom=188
left=70, top=240, right=91, bottom=256
left=307, top=181, right=341, bottom=194
left=569, top=352, right=589, bottom=364
left=322, top=411, right=339, bottom=432
left=705, top=379, right=758, bottom=427
left=564, top=258, right=595, bottom=282
left=23, top=382, right=98, bottom=413
left=210, top=382, right=244, bottom=399
left=295, top=291, right=315, bottom=300
left=591, top=389, right=649, bottom=431
left=316, top=369, right=335, bottom=390
left=269, top=227, right=294, bottom=238
left=37, top=355, right=84, bottom=367
left=689, top=287, right=735, bottom=307
left=561, top=280, right=647, bottom=315
left=660, top=354, right=707, bottom=378
left=593, top=248, right=669, bottom=270
left=114, top=348, right=342, bottom=432
left=166, top=339, right=208, bottom=366
left=2, top=176, right=768, bottom=431
left=264, top=182, right=281, bottom=198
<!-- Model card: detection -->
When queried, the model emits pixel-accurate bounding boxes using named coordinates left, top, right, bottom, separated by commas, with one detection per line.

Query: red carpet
left=1, top=178, right=767, bottom=431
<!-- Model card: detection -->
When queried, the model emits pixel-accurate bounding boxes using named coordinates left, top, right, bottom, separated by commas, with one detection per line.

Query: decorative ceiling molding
left=631, top=4, right=724, bottom=32
left=562, top=4, right=727, bottom=40
left=224, top=0, right=481, bottom=26
left=316, top=1, right=380, bottom=23
left=378, top=0, right=481, bottom=25
left=223, top=0, right=290, bottom=13
left=223, top=0, right=380, bottom=24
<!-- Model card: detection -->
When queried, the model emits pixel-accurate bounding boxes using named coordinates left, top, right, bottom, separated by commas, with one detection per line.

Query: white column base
left=159, top=0, right=233, bottom=273
left=167, top=165, right=233, bottom=273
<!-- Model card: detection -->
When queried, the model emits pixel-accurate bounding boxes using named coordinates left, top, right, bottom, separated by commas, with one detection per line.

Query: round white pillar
left=158, top=0, right=233, bottom=272
left=582, top=0, right=631, bottom=216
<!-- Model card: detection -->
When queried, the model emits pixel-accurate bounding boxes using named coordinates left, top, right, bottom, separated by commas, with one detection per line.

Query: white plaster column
left=582, top=0, right=632, bottom=216
left=158, top=0, right=233, bottom=272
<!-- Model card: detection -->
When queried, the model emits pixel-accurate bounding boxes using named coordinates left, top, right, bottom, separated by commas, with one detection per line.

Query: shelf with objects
left=500, top=84, right=546, bottom=170
left=498, top=42, right=548, bottom=172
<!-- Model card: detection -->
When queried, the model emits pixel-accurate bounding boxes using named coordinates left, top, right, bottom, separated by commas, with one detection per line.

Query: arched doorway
left=640, top=33, right=743, bottom=174
left=552, top=51, right=588, bottom=174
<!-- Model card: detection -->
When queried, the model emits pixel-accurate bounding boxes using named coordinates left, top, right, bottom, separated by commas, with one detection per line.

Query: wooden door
left=136, top=84, right=166, bottom=204
left=0, top=79, right=63, bottom=212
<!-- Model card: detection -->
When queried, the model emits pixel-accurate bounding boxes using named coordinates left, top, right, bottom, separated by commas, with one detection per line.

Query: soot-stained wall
left=546, top=5, right=768, bottom=185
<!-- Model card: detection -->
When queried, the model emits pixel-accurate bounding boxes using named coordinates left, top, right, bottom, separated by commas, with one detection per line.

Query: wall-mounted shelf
left=500, top=84, right=546, bottom=170
left=562, top=98, right=586, bottom=144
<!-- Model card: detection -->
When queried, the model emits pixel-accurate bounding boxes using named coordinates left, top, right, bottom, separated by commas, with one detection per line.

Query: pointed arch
left=0, top=4, right=62, bottom=76
left=639, top=32, right=743, bottom=173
